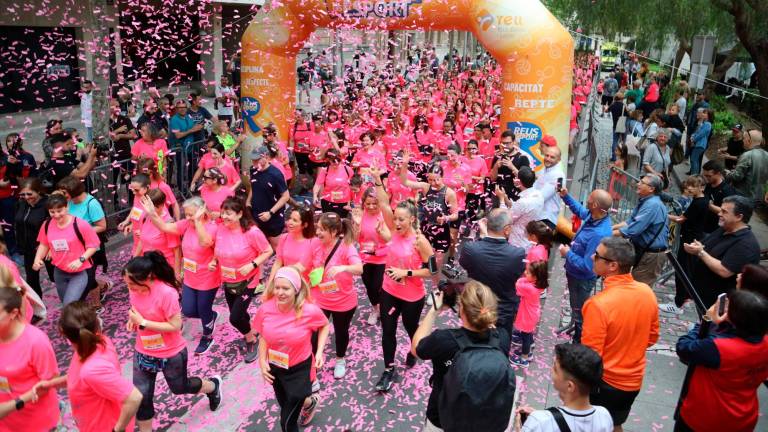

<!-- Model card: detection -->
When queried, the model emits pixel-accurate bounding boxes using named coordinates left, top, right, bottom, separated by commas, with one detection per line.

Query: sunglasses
left=594, top=252, right=615, bottom=263
left=203, top=176, right=216, bottom=180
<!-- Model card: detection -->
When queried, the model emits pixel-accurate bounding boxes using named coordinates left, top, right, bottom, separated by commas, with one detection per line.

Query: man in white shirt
left=518, top=343, right=613, bottom=432
left=215, top=75, right=236, bottom=126
left=496, top=166, right=543, bottom=250
left=533, top=142, right=566, bottom=230
left=80, top=80, right=94, bottom=143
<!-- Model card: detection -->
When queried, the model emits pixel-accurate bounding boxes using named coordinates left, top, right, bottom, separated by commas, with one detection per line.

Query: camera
left=438, top=264, right=469, bottom=311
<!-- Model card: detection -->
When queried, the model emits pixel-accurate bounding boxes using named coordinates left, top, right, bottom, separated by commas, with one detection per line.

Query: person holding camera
left=516, top=343, right=613, bottom=432
left=489, top=130, right=531, bottom=203
left=412, top=280, right=515, bottom=432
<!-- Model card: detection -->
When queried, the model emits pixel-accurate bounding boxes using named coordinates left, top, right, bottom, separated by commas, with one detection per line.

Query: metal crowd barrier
left=576, top=63, right=602, bottom=205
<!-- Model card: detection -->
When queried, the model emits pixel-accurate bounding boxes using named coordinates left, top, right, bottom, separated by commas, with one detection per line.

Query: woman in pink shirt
left=254, top=266, right=330, bottom=431
left=352, top=132, right=385, bottom=174
left=33, top=193, right=100, bottom=305
left=55, top=302, right=142, bottom=432
left=269, top=206, right=317, bottom=284
left=117, top=174, right=155, bottom=255
left=136, top=190, right=180, bottom=276
left=136, top=159, right=180, bottom=220
left=131, top=123, right=169, bottom=165
left=199, top=167, right=235, bottom=217
left=384, top=152, right=418, bottom=209
left=353, top=187, right=391, bottom=326
left=463, top=139, right=490, bottom=223
left=441, top=143, right=474, bottom=263
left=190, top=139, right=240, bottom=190
left=123, top=252, right=222, bottom=431
left=308, top=114, right=333, bottom=170
left=310, top=213, right=363, bottom=379
left=0, top=286, right=60, bottom=431
left=313, top=148, right=353, bottom=218
left=370, top=169, right=436, bottom=393
left=142, top=195, right=220, bottom=355
left=289, top=111, right=313, bottom=175
left=210, top=197, right=273, bottom=363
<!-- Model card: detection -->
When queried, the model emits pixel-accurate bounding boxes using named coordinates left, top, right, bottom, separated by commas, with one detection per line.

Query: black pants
left=320, top=199, right=349, bottom=218
left=224, top=281, right=256, bottom=335
left=674, top=246, right=692, bottom=307
left=133, top=348, right=203, bottom=421
left=23, top=250, right=54, bottom=298
left=295, top=152, right=312, bottom=175
left=380, top=289, right=425, bottom=366
left=321, top=307, right=356, bottom=358
left=272, top=357, right=312, bottom=432
left=361, top=263, right=385, bottom=307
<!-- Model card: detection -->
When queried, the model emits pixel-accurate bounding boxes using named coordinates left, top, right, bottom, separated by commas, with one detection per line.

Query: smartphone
left=519, top=411, right=529, bottom=425
left=556, top=177, right=563, bottom=191
left=717, top=293, right=727, bottom=315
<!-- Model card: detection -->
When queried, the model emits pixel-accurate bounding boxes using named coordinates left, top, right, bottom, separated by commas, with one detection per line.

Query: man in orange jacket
left=582, top=237, right=660, bottom=432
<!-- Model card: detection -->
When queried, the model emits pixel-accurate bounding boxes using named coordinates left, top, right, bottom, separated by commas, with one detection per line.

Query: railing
left=575, top=63, right=602, bottom=205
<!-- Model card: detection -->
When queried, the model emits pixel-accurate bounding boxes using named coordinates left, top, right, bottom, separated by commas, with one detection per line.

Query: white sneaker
left=426, top=292, right=434, bottom=306
left=659, top=303, right=683, bottom=314
left=334, top=359, right=346, bottom=379
left=539, top=289, right=548, bottom=299
left=366, top=310, right=379, bottom=325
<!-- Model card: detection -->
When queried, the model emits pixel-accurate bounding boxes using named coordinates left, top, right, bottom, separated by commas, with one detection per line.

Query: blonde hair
left=459, top=280, right=498, bottom=331
left=263, top=265, right=312, bottom=319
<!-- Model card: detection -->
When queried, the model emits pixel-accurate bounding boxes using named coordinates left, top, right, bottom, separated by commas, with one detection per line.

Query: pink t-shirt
left=308, top=132, right=331, bottom=163
left=316, top=165, right=353, bottom=203
left=310, top=241, right=362, bottom=312
left=67, top=337, right=135, bottom=432
left=131, top=138, right=169, bottom=163
left=217, top=161, right=241, bottom=187
left=200, top=184, right=235, bottom=213
left=0, top=324, right=60, bottom=432
left=129, top=280, right=186, bottom=358
left=513, top=275, right=542, bottom=333
left=139, top=210, right=180, bottom=268
left=441, top=160, right=473, bottom=210
left=214, top=224, right=270, bottom=287
left=526, top=243, right=549, bottom=263
left=465, top=155, right=489, bottom=195
left=275, top=234, right=317, bottom=281
left=352, top=147, right=385, bottom=171
left=382, top=233, right=425, bottom=302
left=385, top=171, right=418, bottom=208
left=176, top=219, right=220, bottom=290
left=150, top=180, right=177, bottom=209
left=252, top=298, right=329, bottom=368
left=36, top=216, right=100, bottom=273
left=0, top=255, right=33, bottom=323
left=359, top=211, right=388, bottom=265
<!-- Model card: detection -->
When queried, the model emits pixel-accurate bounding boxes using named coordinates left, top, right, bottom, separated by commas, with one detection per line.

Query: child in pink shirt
left=525, top=220, right=553, bottom=263
left=511, top=261, right=549, bottom=368
left=313, top=149, right=353, bottom=218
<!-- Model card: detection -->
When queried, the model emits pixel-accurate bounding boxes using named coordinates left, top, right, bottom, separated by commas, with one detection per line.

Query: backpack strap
left=547, top=407, right=572, bottom=432
left=450, top=328, right=471, bottom=351
left=71, top=217, right=87, bottom=249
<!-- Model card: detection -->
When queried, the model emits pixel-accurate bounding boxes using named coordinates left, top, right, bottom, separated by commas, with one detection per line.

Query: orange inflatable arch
left=240, top=0, right=574, bottom=166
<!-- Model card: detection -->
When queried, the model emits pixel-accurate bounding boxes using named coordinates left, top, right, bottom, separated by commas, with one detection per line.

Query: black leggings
left=23, top=250, right=54, bottom=298
left=320, top=199, right=349, bottom=218
left=295, top=152, right=312, bottom=175
left=361, top=263, right=385, bottom=307
left=272, top=356, right=312, bottom=432
left=133, top=348, right=203, bottom=421
left=319, top=307, right=357, bottom=358
left=380, top=289, right=425, bottom=366
left=224, top=281, right=256, bottom=335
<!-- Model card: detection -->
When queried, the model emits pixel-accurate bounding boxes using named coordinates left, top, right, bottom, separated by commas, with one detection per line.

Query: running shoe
left=334, top=359, right=347, bottom=379
left=207, top=376, right=223, bottom=411
left=514, top=348, right=534, bottom=359
left=375, top=368, right=397, bottom=392
left=299, top=394, right=320, bottom=426
left=100, top=280, right=113, bottom=303
left=366, top=310, right=379, bottom=325
left=510, top=354, right=530, bottom=368
left=195, top=336, right=215, bottom=355
left=244, top=340, right=259, bottom=363
left=659, top=303, right=684, bottom=315
left=405, top=352, right=417, bottom=368
left=205, top=310, right=220, bottom=335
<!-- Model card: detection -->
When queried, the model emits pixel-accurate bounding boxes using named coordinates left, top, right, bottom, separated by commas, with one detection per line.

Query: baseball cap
left=540, top=135, right=557, bottom=147
left=251, top=145, right=270, bottom=160
left=732, top=124, right=743, bottom=131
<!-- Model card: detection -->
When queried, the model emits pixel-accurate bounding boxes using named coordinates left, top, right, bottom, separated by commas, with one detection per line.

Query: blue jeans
left=181, top=284, right=218, bottom=336
left=567, top=275, right=597, bottom=343
left=690, top=146, right=705, bottom=174
left=611, top=132, right=623, bottom=161
left=54, top=268, right=89, bottom=305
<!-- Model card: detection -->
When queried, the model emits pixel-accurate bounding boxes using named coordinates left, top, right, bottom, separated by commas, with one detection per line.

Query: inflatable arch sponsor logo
left=241, top=97, right=263, bottom=133
left=343, top=0, right=423, bottom=18
left=477, top=9, right=524, bottom=32
left=477, top=10, right=494, bottom=31
left=508, top=121, right=543, bottom=169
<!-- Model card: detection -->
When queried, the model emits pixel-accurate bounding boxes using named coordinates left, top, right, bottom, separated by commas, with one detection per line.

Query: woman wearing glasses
left=198, top=167, right=235, bottom=219
left=14, top=178, right=54, bottom=298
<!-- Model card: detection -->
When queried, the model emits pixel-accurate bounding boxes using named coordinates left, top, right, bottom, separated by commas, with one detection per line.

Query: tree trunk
left=672, top=39, right=690, bottom=81
left=703, top=44, right=742, bottom=96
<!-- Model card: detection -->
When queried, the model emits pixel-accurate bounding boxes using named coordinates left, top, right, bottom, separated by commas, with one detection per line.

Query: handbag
left=614, top=102, right=627, bottom=134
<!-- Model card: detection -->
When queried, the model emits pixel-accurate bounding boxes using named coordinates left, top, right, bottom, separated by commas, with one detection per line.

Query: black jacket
left=14, top=196, right=49, bottom=255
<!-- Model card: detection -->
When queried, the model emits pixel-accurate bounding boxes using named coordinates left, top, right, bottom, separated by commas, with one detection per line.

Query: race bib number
left=331, top=190, right=344, bottom=201
left=221, top=266, right=237, bottom=280
left=130, top=207, right=144, bottom=221
left=140, top=334, right=166, bottom=351
left=268, top=349, right=290, bottom=369
left=183, top=258, right=198, bottom=273
left=319, top=280, right=339, bottom=295
left=0, top=376, right=10, bottom=393
left=51, top=239, right=69, bottom=252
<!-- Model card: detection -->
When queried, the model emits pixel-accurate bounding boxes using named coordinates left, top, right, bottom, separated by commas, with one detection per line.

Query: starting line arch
left=240, top=0, right=573, bottom=165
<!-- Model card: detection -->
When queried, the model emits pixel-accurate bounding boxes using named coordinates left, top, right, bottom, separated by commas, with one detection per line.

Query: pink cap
left=276, top=267, right=302, bottom=293
left=540, top=135, right=558, bottom=147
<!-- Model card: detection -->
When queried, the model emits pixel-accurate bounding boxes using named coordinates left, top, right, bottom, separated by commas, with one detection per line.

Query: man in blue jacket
left=558, top=187, right=613, bottom=343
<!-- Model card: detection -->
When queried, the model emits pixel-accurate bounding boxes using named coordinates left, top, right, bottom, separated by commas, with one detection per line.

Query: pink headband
left=276, top=267, right=302, bottom=294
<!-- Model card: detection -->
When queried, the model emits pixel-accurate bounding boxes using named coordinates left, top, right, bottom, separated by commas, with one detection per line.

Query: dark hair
left=57, top=176, right=86, bottom=197
left=123, top=250, right=180, bottom=289
left=5, top=132, right=23, bottom=152
left=350, top=174, right=363, bottom=188
left=131, top=173, right=151, bottom=189
left=19, top=177, right=45, bottom=195
left=46, top=193, right=69, bottom=209
left=702, top=159, right=725, bottom=174
left=426, top=163, right=443, bottom=177
left=291, top=206, right=316, bottom=238
left=60, top=301, right=105, bottom=361
left=722, top=195, right=753, bottom=223
left=147, top=188, right=166, bottom=208
left=220, top=196, right=255, bottom=232
left=517, top=166, right=535, bottom=188
left=318, top=212, right=355, bottom=245
left=599, top=237, right=636, bottom=273
left=727, top=290, right=768, bottom=338
left=206, top=167, right=227, bottom=186
left=528, top=261, right=549, bottom=289
left=49, top=132, right=72, bottom=147
left=136, top=158, right=162, bottom=182
left=526, top=220, right=552, bottom=248
left=360, top=131, right=375, bottom=143
left=0, top=285, right=23, bottom=314
left=395, top=199, right=420, bottom=231
left=740, top=264, right=768, bottom=299
left=554, top=343, right=604, bottom=395
left=501, top=130, right=515, bottom=140
left=211, top=142, right=226, bottom=155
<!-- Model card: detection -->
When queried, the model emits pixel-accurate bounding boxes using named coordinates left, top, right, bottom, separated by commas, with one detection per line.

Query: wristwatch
left=15, top=398, right=24, bottom=411
left=78, top=256, right=86, bottom=263
left=407, top=270, right=413, bottom=277
left=139, top=319, right=147, bottom=330
left=252, top=260, right=259, bottom=268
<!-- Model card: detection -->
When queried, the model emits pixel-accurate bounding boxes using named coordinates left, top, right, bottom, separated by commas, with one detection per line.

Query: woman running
left=14, top=177, right=54, bottom=298
left=310, top=213, right=364, bottom=379
left=269, top=205, right=317, bottom=283
left=198, top=167, right=235, bottom=218
left=190, top=139, right=240, bottom=191
left=353, top=185, right=391, bottom=325
left=117, top=174, right=154, bottom=255
left=370, top=169, right=436, bottom=392
left=210, top=197, right=273, bottom=363
left=136, top=158, right=180, bottom=220
left=313, top=148, right=353, bottom=218
left=136, top=190, right=180, bottom=276
left=123, top=252, right=222, bottom=432
left=254, top=265, right=330, bottom=432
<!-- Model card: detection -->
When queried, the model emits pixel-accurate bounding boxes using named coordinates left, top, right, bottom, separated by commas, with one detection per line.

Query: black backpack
left=438, top=329, right=516, bottom=432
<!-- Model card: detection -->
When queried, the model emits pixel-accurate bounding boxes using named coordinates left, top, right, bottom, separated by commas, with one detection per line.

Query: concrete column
left=213, top=6, right=223, bottom=94
left=199, top=2, right=218, bottom=96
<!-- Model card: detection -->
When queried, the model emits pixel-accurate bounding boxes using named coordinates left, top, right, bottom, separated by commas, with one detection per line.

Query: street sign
left=691, top=35, right=716, bottom=65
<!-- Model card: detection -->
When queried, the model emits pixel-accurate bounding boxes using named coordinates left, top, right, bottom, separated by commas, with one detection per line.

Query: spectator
left=601, top=73, right=618, bottom=107
left=623, top=80, right=644, bottom=111
left=674, top=88, right=688, bottom=121
left=638, top=76, right=660, bottom=118
left=675, top=290, right=768, bottom=432
left=187, top=93, right=213, bottom=143
left=533, top=144, right=566, bottom=231
left=460, top=208, right=526, bottom=335
left=42, top=133, right=98, bottom=186
left=718, top=124, right=744, bottom=170
left=642, top=128, right=671, bottom=188
left=136, top=98, right=168, bottom=139
left=169, top=99, right=204, bottom=188
left=108, top=98, right=137, bottom=162
left=4, top=133, right=37, bottom=180
left=131, top=123, right=169, bottom=167
left=682, top=195, right=760, bottom=308
left=558, top=188, right=614, bottom=343
left=612, top=174, right=669, bottom=287
left=685, top=91, right=709, bottom=143
left=495, top=166, right=544, bottom=250
left=606, top=94, right=627, bottom=162
left=41, top=119, right=64, bottom=165
left=116, top=85, right=136, bottom=118
left=688, top=108, right=712, bottom=175
left=13, top=178, right=54, bottom=298
left=736, top=263, right=768, bottom=298
left=215, top=75, right=236, bottom=126
left=517, top=343, right=613, bottom=432
left=489, top=131, right=530, bottom=203
left=726, top=129, right=768, bottom=206
left=701, top=160, right=737, bottom=234
left=80, top=80, right=94, bottom=144
left=582, top=237, right=659, bottom=431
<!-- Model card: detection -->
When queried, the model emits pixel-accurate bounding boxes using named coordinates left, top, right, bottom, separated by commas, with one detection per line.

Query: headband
left=276, top=267, right=302, bottom=294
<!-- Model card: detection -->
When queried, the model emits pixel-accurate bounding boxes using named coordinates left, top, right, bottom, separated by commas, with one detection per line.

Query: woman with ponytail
left=57, top=301, right=143, bottom=432
left=198, top=167, right=235, bottom=217
left=412, top=280, right=512, bottom=431
left=136, top=189, right=180, bottom=275
left=123, top=252, right=222, bottom=431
